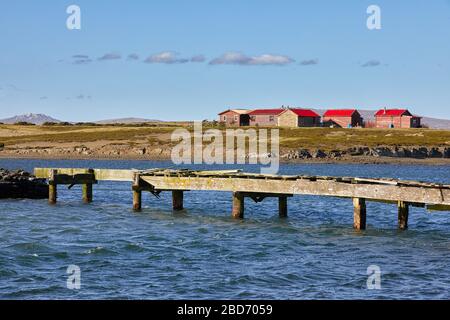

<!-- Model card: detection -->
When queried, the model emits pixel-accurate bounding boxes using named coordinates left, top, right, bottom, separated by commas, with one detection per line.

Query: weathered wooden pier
left=34, top=168, right=450, bottom=230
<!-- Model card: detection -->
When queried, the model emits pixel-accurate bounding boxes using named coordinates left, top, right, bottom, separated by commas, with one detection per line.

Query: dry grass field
left=1, top=124, right=450, bottom=150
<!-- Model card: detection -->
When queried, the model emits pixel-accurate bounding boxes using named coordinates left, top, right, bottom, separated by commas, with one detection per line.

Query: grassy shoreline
left=1, top=124, right=450, bottom=165
left=1, top=124, right=450, bottom=146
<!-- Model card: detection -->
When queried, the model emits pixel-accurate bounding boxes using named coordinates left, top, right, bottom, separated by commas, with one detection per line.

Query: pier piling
left=132, top=172, right=142, bottom=212
left=279, top=196, right=288, bottom=218
left=398, top=201, right=409, bottom=230
left=132, top=188, right=142, bottom=211
left=172, top=190, right=184, bottom=211
left=232, top=192, right=245, bottom=219
left=48, top=183, right=57, bottom=204
left=82, top=184, right=92, bottom=203
left=353, top=197, right=366, bottom=230
left=82, top=169, right=94, bottom=203
left=48, top=169, right=58, bottom=204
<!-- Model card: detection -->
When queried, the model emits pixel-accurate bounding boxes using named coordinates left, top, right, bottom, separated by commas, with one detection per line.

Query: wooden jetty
left=34, top=168, right=450, bottom=231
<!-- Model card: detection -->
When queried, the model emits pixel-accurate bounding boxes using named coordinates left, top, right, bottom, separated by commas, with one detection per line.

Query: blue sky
left=1, top=0, right=450, bottom=121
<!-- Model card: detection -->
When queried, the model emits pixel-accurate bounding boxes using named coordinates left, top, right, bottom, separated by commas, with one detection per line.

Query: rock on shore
left=281, top=146, right=450, bottom=160
left=0, top=168, right=48, bottom=199
left=1, top=143, right=450, bottom=163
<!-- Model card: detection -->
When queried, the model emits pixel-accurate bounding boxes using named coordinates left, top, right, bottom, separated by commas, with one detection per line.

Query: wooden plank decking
left=34, top=167, right=450, bottom=230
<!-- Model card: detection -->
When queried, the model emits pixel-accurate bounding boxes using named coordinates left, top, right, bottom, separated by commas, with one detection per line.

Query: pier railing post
left=232, top=192, right=244, bottom=219
left=132, top=172, right=142, bottom=212
left=398, top=201, right=409, bottom=230
left=172, top=190, right=184, bottom=211
left=279, top=196, right=288, bottom=218
left=353, top=197, right=366, bottom=230
left=82, top=169, right=94, bottom=203
left=48, top=169, right=57, bottom=204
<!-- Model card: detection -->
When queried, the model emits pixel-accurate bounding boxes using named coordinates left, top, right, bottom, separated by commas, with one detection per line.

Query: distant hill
left=0, top=114, right=161, bottom=125
left=0, top=113, right=61, bottom=125
left=95, top=117, right=161, bottom=124
left=313, top=109, right=450, bottom=129
left=420, top=117, right=450, bottom=129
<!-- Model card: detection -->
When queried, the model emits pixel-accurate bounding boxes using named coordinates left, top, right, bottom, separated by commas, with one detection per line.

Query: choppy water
left=0, top=158, right=450, bottom=299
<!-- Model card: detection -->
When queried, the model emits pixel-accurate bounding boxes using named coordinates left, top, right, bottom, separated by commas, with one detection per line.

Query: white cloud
left=209, top=52, right=295, bottom=66
left=144, top=51, right=189, bottom=64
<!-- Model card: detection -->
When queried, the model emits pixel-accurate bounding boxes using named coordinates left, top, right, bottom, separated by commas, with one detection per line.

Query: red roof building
left=374, top=108, right=421, bottom=128
left=323, top=109, right=363, bottom=128
left=248, top=109, right=285, bottom=115
left=289, top=109, right=321, bottom=117
left=278, top=108, right=321, bottom=127
left=218, top=109, right=250, bottom=126
left=248, top=109, right=285, bottom=126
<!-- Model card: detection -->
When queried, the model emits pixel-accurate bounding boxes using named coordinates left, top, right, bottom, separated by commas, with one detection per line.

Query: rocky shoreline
left=281, top=146, right=450, bottom=160
left=1, top=144, right=450, bottom=164
left=0, top=168, right=48, bottom=199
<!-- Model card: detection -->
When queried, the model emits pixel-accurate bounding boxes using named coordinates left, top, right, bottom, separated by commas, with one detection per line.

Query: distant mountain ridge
left=95, top=117, right=161, bottom=124
left=0, top=113, right=61, bottom=125
left=0, top=114, right=161, bottom=125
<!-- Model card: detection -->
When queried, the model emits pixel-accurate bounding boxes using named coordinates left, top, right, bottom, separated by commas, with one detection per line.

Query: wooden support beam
left=48, top=169, right=58, bottom=204
left=365, top=198, right=424, bottom=208
left=50, top=174, right=96, bottom=185
left=427, top=204, right=450, bottom=212
left=398, top=201, right=409, bottom=230
left=141, top=176, right=450, bottom=206
left=82, top=169, right=94, bottom=203
left=49, top=183, right=57, bottom=204
left=236, top=192, right=293, bottom=198
left=353, top=198, right=366, bottom=230
left=279, top=196, right=288, bottom=218
left=132, top=173, right=142, bottom=212
left=172, top=190, right=184, bottom=211
left=82, top=184, right=93, bottom=203
left=232, top=192, right=244, bottom=219
left=35, top=168, right=134, bottom=182
left=249, top=195, right=267, bottom=203
left=133, top=189, right=142, bottom=211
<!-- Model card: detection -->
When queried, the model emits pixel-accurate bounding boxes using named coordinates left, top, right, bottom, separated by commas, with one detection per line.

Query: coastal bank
left=1, top=124, right=450, bottom=164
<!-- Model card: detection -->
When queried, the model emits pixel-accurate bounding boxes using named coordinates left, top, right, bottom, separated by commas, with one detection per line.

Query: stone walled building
left=374, top=109, right=421, bottom=128
left=277, top=109, right=321, bottom=127
left=323, top=109, right=363, bottom=128
left=248, top=109, right=285, bottom=126
left=218, top=109, right=250, bottom=126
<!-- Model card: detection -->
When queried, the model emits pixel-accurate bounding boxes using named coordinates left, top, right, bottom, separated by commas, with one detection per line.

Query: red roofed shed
left=374, top=108, right=421, bottom=128
left=218, top=109, right=250, bottom=127
left=248, top=109, right=285, bottom=126
left=278, top=108, right=321, bottom=127
left=323, top=109, right=363, bottom=128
